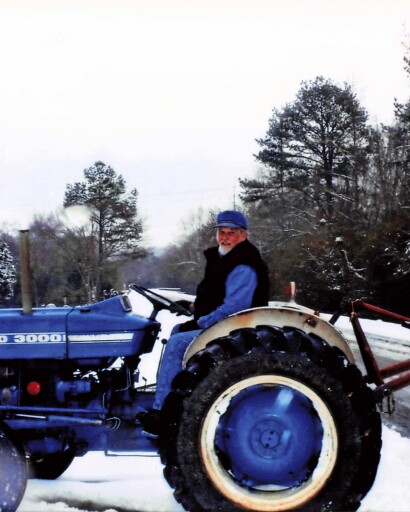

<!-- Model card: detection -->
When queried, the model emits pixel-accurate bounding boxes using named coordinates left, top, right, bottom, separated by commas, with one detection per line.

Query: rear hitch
left=345, top=300, right=410, bottom=393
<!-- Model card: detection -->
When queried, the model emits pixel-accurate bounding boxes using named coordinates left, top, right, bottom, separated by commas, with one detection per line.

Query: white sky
left=1, top=0, right=410, bottom=246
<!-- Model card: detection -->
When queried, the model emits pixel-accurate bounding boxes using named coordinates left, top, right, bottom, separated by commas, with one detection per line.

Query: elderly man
left=138, top=210, right=269, bottom=434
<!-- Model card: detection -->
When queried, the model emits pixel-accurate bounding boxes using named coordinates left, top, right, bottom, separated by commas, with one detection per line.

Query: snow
left=17, top=293, right=410, bottom=511
left=18, top=424, right=410, bottom=512
left=20, top=453, right=182, bottom=512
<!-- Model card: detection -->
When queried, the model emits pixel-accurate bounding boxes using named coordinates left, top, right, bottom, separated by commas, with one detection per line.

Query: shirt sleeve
left=197, top=264, right=258, bottom=329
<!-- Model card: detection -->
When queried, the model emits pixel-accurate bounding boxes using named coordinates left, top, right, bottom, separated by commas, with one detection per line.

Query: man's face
left=216, top=227, right=247, bottom=255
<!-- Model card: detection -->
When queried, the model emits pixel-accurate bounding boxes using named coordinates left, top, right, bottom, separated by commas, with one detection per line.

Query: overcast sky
left=1, top=0, right=410, bottom=247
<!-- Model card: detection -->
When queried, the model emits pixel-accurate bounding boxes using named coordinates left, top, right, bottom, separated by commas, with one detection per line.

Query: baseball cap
left=214, top=210, right=249, bottom=230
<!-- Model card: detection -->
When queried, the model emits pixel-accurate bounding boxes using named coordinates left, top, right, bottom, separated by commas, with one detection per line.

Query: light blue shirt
left=197, top=264, right=258, bottom=329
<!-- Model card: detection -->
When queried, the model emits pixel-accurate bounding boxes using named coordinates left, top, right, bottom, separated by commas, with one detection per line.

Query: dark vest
left=194, top=239, right=270, bottom=320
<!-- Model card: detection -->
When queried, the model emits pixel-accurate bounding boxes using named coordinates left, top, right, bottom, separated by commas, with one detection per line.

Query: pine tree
left=64, top=161, right=144, bottom=300
left=242, top=76, right=370, bottom=231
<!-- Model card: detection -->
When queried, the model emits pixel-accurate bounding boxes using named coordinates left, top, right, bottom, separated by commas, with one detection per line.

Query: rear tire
left=159, top=326, right=382, bottom=512
left=0, top=423, right=27, bottom=512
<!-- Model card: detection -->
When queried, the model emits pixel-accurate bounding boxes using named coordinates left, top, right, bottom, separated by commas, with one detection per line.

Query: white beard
left=218, top=246, right=232, bottom=256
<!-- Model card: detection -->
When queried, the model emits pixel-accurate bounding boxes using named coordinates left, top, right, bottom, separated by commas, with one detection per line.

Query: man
left=138, top=210, right=269, bottom=434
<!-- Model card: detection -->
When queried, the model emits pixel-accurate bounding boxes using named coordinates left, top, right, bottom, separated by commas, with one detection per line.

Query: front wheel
left=160, top=326, right=382, bottom=512
left=0, top=423, right=28, bottom=512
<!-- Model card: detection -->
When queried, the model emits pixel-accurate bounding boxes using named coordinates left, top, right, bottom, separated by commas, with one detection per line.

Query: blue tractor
left=1, top=279, right=407, bottom=512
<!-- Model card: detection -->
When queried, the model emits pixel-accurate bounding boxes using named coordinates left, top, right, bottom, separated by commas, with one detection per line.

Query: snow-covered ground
left=17, top=425, right=410, bottom=512
left=17, top=293, right=410, bottom=512
left=20, top=452, right=184, bottom=512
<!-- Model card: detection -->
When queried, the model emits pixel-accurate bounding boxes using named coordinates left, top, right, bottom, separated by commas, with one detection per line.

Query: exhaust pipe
left=19, top=230, right=32, bottom=314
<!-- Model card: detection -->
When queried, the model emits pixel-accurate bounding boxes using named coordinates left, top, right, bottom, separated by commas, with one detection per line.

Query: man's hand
left=175, top=300, right=195, bottom=316
left=177, top=319, right=200, bottom=332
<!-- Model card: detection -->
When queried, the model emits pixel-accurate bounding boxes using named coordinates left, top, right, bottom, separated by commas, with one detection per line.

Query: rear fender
left=183, top=305, right=354, bottom=365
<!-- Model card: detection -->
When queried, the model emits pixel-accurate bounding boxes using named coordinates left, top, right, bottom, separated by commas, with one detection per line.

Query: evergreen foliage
left=1, top=66, right=410, bottom=313
left=63, top=161, right=144, bottom=300
left=64, top=161, right=143, bottom=258
left=239, top=75, right=410, bottom=313
left=0, top=241, right=16, bottom=304
left=1, top=162, right=145, bottom=306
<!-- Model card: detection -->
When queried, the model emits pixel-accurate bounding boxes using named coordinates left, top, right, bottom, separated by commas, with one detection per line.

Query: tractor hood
left=0, top=295, right=160, bottom=361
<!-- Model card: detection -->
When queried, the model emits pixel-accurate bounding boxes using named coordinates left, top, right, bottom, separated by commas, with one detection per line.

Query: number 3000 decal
left=0, top=333, right=66, bottom=343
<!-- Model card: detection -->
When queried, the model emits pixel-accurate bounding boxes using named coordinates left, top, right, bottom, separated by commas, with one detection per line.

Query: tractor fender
left=183, top=303, right=354, bottom=365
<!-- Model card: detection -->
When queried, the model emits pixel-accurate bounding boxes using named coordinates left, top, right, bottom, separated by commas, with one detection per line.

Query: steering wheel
left=129, top=284, right=193, bottom=317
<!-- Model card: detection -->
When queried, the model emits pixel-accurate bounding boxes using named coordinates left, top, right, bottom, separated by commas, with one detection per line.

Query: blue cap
left=214, top=210, right=249, bottom=230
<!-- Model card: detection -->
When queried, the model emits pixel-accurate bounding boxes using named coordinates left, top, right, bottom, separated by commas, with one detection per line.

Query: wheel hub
left=251, top=419, right=289, bottom=458
left=215, top=383, right=324, bottom=487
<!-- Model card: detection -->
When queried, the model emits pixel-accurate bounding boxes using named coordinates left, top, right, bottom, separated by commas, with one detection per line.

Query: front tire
left=0, top=423, right=28, bottom=512
left=160, top=326, right=382, bottom=512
